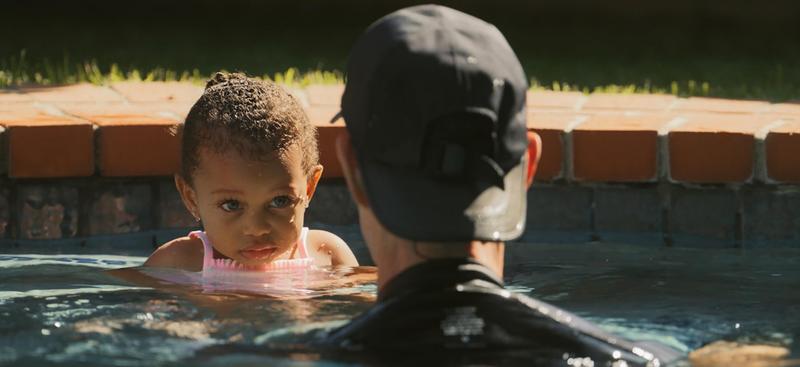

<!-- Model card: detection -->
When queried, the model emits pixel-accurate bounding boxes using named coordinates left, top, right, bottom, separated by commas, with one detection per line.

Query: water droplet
left=41, top=329, right=51, bottom=336
left=612, top=350, right=621, bottom=359
left=54, top=322, right=62, bottom=328
left=735, top=323, right=741, bottom=329
left=466, top=56, right=477, bottom=64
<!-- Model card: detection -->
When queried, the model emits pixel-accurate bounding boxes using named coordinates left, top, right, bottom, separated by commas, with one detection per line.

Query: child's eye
left=269, top=195, right=298, bottom=209
left=219, top=199, right=243, bottom=212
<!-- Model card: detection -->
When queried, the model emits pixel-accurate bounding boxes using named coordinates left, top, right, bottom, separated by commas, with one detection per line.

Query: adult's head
left=334, top=5, right=541, bottom=289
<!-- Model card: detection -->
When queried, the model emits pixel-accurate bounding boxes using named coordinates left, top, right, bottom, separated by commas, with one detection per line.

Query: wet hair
left=180, top=72, right=318, bottom=184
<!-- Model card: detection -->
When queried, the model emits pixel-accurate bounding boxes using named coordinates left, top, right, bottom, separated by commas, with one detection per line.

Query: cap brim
left=329, top=110, right=343, bottom=124
left=358, top=154, right=528, bottom=242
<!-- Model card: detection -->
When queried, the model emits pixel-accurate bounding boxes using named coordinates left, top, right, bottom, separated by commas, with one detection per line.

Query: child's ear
left=305, top=164, right=324, bottom=203
left=174, top=174, right=200, bottom=221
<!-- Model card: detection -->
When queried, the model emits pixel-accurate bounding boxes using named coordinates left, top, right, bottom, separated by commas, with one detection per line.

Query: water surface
left=1, top=243, right=798, bottom=366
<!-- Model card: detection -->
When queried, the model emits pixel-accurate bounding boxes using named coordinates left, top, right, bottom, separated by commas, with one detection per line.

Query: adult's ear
left=335, top=131, right=371, bottom=208
left=305, top=165, right=324, bottom=204
left=174, top=174, right=200, bottom=221
left=525, top=131, right=542, bottom=187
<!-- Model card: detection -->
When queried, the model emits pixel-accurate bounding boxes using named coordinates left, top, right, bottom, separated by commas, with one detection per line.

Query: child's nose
left=242, top=209, right=272, bottom=237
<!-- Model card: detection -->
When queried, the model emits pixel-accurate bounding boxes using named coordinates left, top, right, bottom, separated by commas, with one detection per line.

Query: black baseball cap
left=334, top=5, right=530, bottom=242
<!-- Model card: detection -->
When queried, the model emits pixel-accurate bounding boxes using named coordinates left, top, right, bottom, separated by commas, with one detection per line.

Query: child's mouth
left=239, top=245, right=277, bottom=260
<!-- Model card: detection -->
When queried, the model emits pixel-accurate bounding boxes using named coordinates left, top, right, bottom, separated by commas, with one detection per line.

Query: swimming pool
left=1, top=242, right=798, bottom=366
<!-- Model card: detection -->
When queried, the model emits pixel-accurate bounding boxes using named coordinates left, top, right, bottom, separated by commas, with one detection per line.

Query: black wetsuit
left=318, top=258, right=682, bottom=366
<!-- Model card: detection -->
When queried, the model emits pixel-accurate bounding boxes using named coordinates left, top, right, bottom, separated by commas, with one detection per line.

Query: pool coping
left=1, top=83, right=799, bottom=247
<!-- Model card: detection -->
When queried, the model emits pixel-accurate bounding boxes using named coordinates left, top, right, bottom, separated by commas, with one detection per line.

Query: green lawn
left=2, top=3, right=799, bottom=102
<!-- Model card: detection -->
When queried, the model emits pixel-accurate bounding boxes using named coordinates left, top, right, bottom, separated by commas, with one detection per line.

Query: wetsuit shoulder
left=320, top=285, right=674, bottom=366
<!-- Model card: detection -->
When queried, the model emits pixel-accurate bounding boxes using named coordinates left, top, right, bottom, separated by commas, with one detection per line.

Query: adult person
left=320, top=4, right=682, bottom=366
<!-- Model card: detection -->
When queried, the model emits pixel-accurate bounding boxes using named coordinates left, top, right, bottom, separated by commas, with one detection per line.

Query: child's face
left=178, top=146, right=322, bottom=266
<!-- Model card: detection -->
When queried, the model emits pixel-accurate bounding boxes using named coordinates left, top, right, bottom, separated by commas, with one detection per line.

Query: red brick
left=582, top=93, right=676, bottom=112
left=286, top=87, right=310, bottom=109
left=306, top=84, right=344, bottom=107
left=86, top=183, right=153, bottom=235
left=765, top=121, right=800, bottom=183
left=308, top=105, right=345, bottom=179
left=572, top=114, right=670, bottom=182
left=145, top=102, right=194, bottom=119
left=0, top=105, right=44, bottom=117
left=0, top=90, right=33, bottom=103
left=0, top=185, right=8, bottom=237
left=17, top=184, right=79, bottom=239
left=526, top=112, right=576, bottom=181
left=20, top=83, right=125, bottom=103
left=4, top=116, right=94, bottom=178
left=157, top=181, right=197, bottom=229
left=673, top=97, right=770, bottom=114
left=59, top=102, right=190, bottom=121
left=87, top=114, right=181, bottom=176
left=110, top=82, right=203, bottom=103
left=770, top=103, right=800, bottom=118
left=59, top=103, right=165, bottom=117
left=0, top=127, right=4, bottom=177
left=166, top=102, right=194, bottom=119
left=0, top=110, right=47, bottom=175
left=527, top=91, right=585, bottom=111
left=668, top=114, right=775, bottom=183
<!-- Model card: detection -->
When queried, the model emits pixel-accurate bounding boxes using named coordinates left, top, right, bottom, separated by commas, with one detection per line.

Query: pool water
left=1, top=243, right=798, bottom=366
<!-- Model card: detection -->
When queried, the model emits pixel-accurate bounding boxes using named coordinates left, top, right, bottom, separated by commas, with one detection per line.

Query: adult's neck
left=370, top=233, right=505, bottom=295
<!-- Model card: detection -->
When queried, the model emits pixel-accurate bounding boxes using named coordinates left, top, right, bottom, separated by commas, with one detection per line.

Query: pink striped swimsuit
left=189, top=227, right=315, bottom=280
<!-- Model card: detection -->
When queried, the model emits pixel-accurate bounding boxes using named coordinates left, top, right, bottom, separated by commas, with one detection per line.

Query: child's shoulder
left=306, top=229, right=359, bottom=267
left=144, top=236, right=204, bottom=272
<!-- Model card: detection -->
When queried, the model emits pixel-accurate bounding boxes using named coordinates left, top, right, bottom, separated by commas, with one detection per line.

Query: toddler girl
left=145, top=72, right=358, bottom=276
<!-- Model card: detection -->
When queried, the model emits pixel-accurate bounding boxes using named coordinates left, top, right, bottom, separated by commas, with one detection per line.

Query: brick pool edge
left=1, top=83, right=798, bottom=247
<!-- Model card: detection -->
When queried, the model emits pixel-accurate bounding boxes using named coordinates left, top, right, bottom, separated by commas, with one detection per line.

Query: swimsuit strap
left=188, top=230, right=215, bottom=270
left=296, top=227, right=310, bottom=258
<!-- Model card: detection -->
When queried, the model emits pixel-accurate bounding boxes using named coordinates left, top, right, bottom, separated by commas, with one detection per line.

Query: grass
left=2, top=0, right=799, bottom=101
left=529, top=79, right=713, bottom=98
left=1, top=25, right=798, bottom=101
left=0, top=50, right=344, bottom=88
left=0, top=50, right=754, bottom=99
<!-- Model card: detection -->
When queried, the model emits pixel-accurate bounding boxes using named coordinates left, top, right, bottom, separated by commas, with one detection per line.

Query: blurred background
left=2, top=0, right=799, bottom=101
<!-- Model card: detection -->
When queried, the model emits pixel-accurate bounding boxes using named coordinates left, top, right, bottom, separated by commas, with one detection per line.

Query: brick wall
left=1, top=83, right=798, bottom=249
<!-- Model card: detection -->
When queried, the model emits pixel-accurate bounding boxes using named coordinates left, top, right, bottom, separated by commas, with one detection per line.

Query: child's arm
left=144, top=237, right=204, bottom=272
left=307, top=230, right=359, bottom=267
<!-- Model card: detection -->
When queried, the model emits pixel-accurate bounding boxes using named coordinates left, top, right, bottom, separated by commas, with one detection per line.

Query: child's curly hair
left=180, top=72, right=318, bottom=183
